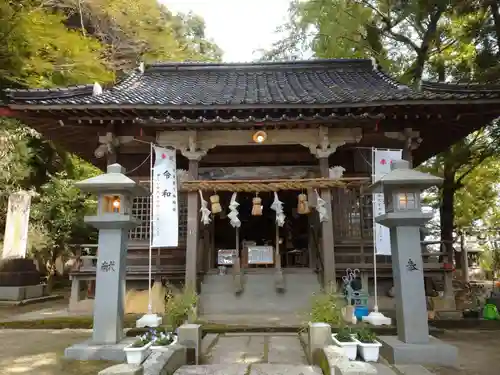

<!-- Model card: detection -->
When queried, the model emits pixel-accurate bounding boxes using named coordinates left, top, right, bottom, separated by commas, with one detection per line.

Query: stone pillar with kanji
left=75, top=163, right=148, bottom=345
left=371, top=160, right=458, bottom=366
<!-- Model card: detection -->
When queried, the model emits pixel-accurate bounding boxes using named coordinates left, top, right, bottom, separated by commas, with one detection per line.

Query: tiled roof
left=5, top=59, right=500, bottom=107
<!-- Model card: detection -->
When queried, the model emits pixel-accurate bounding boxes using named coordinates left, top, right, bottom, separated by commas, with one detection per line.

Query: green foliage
left=356, top=326, right=376, bottom=343
left=335, top=326, right=354, bottom=342
left=304, top=285, right=344, bottom=327
left=164, top=285, right=199, bottom=331
left=0, top=0, right=221, bottom=280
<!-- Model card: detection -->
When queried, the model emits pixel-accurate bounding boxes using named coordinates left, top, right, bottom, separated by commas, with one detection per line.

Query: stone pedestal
left=379, top=335, right=458, bottom=367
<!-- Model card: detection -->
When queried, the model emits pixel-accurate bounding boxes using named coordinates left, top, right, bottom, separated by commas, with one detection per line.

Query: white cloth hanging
left=270, top=192, right=286, bottom=227
left=315, top=189, right=329, bottom=222
left=228, top=192, right=241, bottom=228
left=198, top=190, right=211, bottom=225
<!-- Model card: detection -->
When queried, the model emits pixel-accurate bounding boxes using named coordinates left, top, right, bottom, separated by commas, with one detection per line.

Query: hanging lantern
left=251, top=195, right=263, bottom=216
left=210, top=193, right=222, bottom=214
left=297, top=193, right=310, bottom=215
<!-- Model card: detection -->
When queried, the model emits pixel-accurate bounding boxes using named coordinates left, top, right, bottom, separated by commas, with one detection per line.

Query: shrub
left=303, top=283, right=344, bottom=327
left=335, top=326, right=354, bottom=342
left=356, top=326, right=377, bottom=343
left=164, top=284, right=198, bottom=331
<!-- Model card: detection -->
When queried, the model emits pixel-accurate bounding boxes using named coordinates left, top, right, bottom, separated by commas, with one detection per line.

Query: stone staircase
left=199, top=268, right=321, bottom=323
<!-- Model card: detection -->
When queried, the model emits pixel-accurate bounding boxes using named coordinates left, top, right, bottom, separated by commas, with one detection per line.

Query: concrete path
left=175, top=333, right=321, bottom=375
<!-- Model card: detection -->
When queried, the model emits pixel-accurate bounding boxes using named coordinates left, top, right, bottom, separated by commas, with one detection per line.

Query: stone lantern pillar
left=371, top=160, right=457, bottom=366
left=70, top=164, right=148, bottom=350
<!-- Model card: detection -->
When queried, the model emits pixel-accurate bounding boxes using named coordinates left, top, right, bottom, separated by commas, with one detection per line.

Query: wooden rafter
left=180, top=177, right=370, bottom=192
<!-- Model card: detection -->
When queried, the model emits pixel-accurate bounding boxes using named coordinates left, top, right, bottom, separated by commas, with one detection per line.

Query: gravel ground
left=0, top=329, right=113, bottom=375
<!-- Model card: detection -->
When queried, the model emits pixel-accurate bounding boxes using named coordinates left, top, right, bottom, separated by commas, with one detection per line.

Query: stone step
left=200, top=272, right=320, bottom=315
left=173, top=364, right=322, bottom=375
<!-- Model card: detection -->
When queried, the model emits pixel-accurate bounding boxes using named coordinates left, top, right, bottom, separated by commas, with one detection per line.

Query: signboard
left=247, top=246, right=274, bottom=265
left=152, top=146, right=178, bottom=247
left=372, top=149, right=402, bottom=255
left=2, top=192, right=31, bottom=259
left=217, top=249, right=237, bottom=265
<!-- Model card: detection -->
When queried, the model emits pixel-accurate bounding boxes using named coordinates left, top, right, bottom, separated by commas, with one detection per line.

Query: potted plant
left=332, top=326, right=357, bottom=360
left=151, top=330, right=178, bottom=351
left=123, top=333, right=152, bottom=365
left=355, top=327, right=382, bottom=362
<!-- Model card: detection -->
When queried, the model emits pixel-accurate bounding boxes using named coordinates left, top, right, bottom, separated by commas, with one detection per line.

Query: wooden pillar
left=185, top=157, right=201, bottom=289
left=318, top=156, right=336, bottom=289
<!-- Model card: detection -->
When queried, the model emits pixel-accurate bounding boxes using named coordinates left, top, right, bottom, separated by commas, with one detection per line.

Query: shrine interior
left=212, top=191, right=310, bottom=268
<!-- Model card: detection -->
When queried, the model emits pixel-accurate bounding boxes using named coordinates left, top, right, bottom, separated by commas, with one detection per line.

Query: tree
left=0, top=1, right=222, bottom=281
left=30, top=170, right=99, bottom=290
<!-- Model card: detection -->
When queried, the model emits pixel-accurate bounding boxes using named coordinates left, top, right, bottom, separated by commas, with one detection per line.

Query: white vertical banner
left=152, top=146, right=178, bottom=248
left=372, top=149, right=402, bottom=255
left=2, top=192, right=31, bottom=259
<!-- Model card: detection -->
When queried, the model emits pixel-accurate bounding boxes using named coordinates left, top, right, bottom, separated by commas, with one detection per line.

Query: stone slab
left=394, top=364, right=436, bottom=375
left=334, top=361, right=377, bottom=375
left=143, top=346, right=187, bottom=375
left=173, top=364, right=248, bottom=375
left=379, top=335, right=458, bottom=367
left=99, top=364, right=144, bottom=375
left=201, top=334, right=219, bottom=355
left=206, top=335, right=265, bottom=365
left=64, top=337, right=135, bottom=361
left=251, top=364, right=322, bottom=375
left=371, top=363, right=398, bottom=375
left=267, top=335, right=307, bottom=364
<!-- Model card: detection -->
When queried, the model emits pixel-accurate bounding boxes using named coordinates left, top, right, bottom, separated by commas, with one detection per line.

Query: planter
left=151, top=335, right=178, bottom=352
left=124, top=342, right=152, bottom=365
left=332, top=334, right=357, bottom=360
left=355, top=339, right=382, bottom=362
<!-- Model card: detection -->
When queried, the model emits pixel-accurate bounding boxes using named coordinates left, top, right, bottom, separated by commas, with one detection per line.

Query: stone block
left=24, top=284, right=44, bottom=299
left=142, top=345, right=187, bottom=375
left=312, top=345, right=349, bottom=371
left=0, top=286, right=25, bottom=301
left=64, top=337, right=135, bottom=361
left=334, top=361, right=377, bottom=375
left=99, top=364, right=143, bottom=375
left=379, top=335, right=458, bottom=367
left=178, top=323, right=202, bottom=365
left=429, top=296, right=456, bottom=311
left=308, top=322, right=332, bottom=361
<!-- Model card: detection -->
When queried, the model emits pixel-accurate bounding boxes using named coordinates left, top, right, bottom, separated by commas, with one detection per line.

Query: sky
left=160, top=0, right=292, bottom=62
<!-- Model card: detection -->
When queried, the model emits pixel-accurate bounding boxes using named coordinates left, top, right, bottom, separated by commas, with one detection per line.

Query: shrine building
left=3, top=59, right=500, bottom=317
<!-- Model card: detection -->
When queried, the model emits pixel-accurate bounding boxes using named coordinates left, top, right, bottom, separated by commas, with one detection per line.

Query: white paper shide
left=372, top=149, right=402, bottom=255
left=152, top=146, right=178, bottom=248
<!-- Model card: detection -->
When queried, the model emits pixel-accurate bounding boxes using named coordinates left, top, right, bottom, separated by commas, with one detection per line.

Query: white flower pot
left=355, top=339, right=382, bottom=362
left=151, top=335, right=178, bottom=352
left=332, top=334, right=358, bottom=360
left=124, top=342, right=152, bottom=365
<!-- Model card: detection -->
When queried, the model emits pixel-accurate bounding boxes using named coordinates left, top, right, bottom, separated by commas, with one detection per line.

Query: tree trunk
left=441, top=162, right=456, bottom=267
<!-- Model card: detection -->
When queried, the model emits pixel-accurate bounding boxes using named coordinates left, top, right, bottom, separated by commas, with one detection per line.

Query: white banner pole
left=371, top=147, right=380, bottom=313
left=148, top=141, right=153, bottom=315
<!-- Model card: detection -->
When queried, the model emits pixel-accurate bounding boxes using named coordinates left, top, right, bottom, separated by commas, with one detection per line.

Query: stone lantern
left=71, top=164, right=148, bottom=350
left=370, top=160, right=457, bottom=366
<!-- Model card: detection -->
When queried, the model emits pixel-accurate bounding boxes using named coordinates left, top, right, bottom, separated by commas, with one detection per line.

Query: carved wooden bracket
left=384, top=128, right=422, bottom=151
left=95, top=132, right=121, bottom=159
left=303, top=126, right=363, bottom=158
left=156, top=127, right=363, bottom=159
